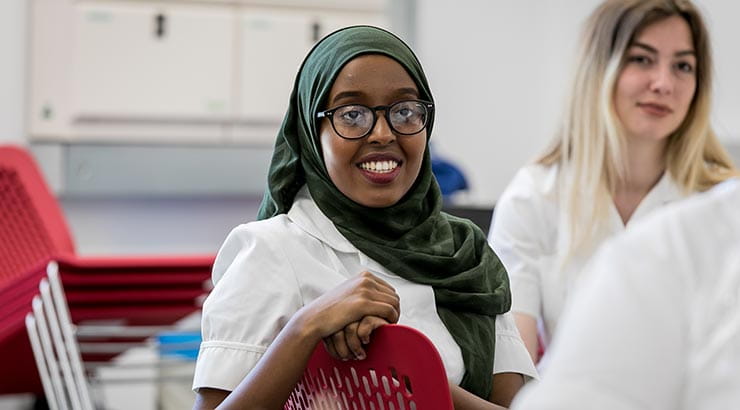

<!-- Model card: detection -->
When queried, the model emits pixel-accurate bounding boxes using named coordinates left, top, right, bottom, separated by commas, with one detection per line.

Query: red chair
left=285, top=324, right=454, bottom=410
left=0, top=145, right=214, bottom=395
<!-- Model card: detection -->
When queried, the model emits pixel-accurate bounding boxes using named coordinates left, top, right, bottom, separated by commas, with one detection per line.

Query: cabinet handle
left=311, top=21, right=321, bottom=42
left=155, top=13, right=167, bottom=38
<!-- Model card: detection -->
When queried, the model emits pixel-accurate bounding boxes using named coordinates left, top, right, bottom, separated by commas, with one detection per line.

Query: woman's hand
left=311, top=272, right=399, bottom=361
left=323, top=315, right=390, bottom=360
left=294, top=271, right=400, bottom=344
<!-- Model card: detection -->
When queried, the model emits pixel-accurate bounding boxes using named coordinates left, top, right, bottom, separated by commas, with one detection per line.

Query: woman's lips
left=359, top=165, right=402, bottom=184
left=357, top=157, right=402, bottom=184
left=638, top=102, right=673, bottom=117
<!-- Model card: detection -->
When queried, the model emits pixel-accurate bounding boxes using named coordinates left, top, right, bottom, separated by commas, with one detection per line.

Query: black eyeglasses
left=316, top=99, right=434, bottom=140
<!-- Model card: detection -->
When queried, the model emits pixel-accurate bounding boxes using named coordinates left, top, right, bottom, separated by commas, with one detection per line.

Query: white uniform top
left=488, top=164, right=686, bottom=346
left=193, top=187, right=537, bottom=392
left=512, top=179, right=740, bottom=410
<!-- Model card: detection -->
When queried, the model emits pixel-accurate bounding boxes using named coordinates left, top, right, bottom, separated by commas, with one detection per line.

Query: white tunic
left=193, top=187, right=537, bottom=392
left=488, top=164, right=686, bottom=346
left=512, top=179, right=740, bottom=410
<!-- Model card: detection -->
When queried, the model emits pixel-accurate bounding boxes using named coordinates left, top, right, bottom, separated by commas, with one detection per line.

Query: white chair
left=26, top=262, right=96, bottom=410
left=26, top=313, right=62, bottom=410
left=26, top=262, right=202, bottom=409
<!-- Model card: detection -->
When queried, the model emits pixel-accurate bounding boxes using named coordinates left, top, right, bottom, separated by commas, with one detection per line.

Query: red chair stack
left=0, top=145, right=213, bottom=395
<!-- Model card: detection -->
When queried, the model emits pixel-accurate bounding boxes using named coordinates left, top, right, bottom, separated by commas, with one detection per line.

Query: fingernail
left=356, top=353, right=366, bottom=360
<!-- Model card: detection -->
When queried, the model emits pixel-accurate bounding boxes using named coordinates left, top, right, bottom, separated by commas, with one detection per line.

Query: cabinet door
left=72, top=1, right=234, bottom=120
left=235, top=8, right=389, bottom=144
left=238, top=9, right=314, bottom=122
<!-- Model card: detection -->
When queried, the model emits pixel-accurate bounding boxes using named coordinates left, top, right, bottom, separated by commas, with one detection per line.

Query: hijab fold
left=258, top=26, right=511, bottom=400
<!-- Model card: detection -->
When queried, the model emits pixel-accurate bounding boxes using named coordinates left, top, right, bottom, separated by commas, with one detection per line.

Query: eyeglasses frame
left=316, top=99, right=435, bottom=140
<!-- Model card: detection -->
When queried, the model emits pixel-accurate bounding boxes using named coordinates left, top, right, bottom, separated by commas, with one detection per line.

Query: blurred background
left=1, top=0, right=739, bottom=407
left=2, top=0, right=739, bottom=257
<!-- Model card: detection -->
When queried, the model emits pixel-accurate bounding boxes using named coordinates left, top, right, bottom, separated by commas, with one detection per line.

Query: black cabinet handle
left=155, top=13, right=167, bottom=38
left=311, top=21, right=321, bottom=42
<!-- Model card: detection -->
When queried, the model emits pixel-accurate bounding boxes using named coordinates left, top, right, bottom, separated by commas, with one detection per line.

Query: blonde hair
left=539, top=0, right=738, bottom=256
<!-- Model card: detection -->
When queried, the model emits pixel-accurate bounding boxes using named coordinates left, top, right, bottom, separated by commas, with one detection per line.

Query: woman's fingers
left=350, top=273, right=400, bottom=323
left=322, top=316, right=390, bottom=362
left=323, top=337, right=340, bottom=360
left=331, top=330, right=352, bottom=360
left=343, top=322, right=366, bottom=360
left=361, top=300, right=399, bottom=324
left=363, top=289, right=400, bottom=314
left=357, top=316, right=390, bottom=345
left=354, top=272, right=399, bottom=307
left=358, top=271, right=396, bottom=295
left=332, top=273, right=401, bottom=323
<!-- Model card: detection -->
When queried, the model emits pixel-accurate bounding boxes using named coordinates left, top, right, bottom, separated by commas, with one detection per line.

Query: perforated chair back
left=0, top=145, right=75, bottom=280
left=285, top=324, right=454, bottom=410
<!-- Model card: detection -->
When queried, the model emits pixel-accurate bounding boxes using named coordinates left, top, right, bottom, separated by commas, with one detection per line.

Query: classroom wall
left=415, top=1, right=585, bottom=205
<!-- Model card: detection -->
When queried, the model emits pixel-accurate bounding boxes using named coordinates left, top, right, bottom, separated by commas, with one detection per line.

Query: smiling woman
left=318, top=55, right=428, bottom=208
left=488, top=0, right=739, bottom=366
left=192, top=26, right=536, bottom=410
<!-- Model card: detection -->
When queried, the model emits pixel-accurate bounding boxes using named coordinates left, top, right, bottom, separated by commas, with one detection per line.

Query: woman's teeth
left=359, top=160, right=398, bottom=173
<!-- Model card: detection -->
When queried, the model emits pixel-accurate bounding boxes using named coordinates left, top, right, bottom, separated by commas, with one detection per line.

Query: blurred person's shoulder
left=596, top=178, right=740, bottom=282
left=504, top=163, right=559, bottom=197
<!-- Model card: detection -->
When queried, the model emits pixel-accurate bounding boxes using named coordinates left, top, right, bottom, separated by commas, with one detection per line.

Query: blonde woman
left=488, top=0, right=738, bottom=364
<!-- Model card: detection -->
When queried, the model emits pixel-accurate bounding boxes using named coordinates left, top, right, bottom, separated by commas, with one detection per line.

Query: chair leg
left=27, top=306, right=65, bottom=410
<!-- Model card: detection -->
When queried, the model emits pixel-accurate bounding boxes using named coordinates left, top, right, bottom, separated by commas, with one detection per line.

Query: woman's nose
left=649, top=65, right=674, bottom=96
left=367, top=113, right=396, bottom=144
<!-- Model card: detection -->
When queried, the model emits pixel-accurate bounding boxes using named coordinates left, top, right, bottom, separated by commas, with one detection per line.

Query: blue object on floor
left=157, top=331, right=202, bottom=361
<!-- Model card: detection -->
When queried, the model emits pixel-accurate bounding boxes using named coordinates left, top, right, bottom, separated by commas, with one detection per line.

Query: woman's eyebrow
left=675, top=49, right=696, bottom=58
left=332, top=88, right=420, bottom=105
left=631, top=42, right=659, bottom=54
left=332, top=91, right=364, bottom=104
left=396, top=87, right=420, bottom=97
left=630, top=42, right=695, bottom=58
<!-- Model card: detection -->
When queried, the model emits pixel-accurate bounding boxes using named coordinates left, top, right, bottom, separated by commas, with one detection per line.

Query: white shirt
left=193, top=187, right=536, bottom=392
left=512, top=179, right=740, bottom=410
left=488, top=164, right=686, bottom=346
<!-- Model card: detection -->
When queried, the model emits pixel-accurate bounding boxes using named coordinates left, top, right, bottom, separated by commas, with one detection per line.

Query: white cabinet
left=233, top=8, right=388, bottom=143
left=238, top=10, right=314, bottom=122
left=28, top=0, right=389, bottom=145
left=72, top=2, right=233, bottom=120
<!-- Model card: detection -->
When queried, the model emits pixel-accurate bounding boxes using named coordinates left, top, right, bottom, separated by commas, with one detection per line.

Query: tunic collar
left=287, top=186, right=358, bottom=254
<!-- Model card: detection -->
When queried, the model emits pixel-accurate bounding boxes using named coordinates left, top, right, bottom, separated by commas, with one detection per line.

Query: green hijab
left=258, top=25, right=510, bottom=400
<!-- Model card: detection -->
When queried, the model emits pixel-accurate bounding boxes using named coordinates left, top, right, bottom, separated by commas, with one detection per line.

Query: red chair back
left=0, top=145, right=75, bottom=281
left=285, top=324, right=454, bottom=410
